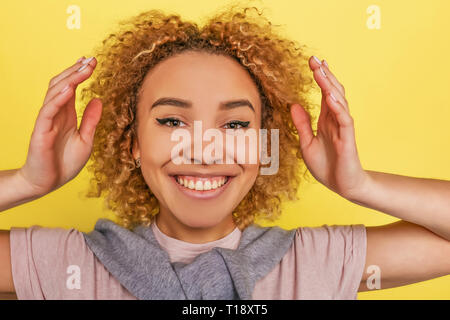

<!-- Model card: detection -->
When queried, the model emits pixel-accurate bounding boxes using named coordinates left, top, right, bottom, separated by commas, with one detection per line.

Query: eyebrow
left=150, top=97, right=255, bottom=112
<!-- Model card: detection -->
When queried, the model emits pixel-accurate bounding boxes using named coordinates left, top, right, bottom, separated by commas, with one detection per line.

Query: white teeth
left=175, top=176, right=229, bottom=190
left=195, top=181, right=203, bottom=191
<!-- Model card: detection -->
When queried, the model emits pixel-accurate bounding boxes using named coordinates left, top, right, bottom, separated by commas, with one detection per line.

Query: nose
left=170, top=120, right=260, bottom=165
left=191, top=120, right=227, bottom=165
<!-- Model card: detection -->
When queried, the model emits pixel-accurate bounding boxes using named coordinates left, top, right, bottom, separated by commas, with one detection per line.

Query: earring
left=135, top=157, right=141, bottom=168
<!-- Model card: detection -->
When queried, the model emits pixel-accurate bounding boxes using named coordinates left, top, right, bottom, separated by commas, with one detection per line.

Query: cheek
left=138, top=123, right=178, bottom=165
left=141, top=137, right=172, bottom=165
left=225, top=129, right=262, bottom=166
left=241, top=163, right=259, bottom=189
left=137, top=130, right=176, bottom=190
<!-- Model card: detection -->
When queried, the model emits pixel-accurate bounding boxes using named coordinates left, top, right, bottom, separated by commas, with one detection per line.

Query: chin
left=172, top=209, right=232, bottom=230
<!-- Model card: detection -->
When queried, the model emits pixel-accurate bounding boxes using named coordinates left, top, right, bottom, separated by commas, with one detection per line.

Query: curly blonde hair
left=79, top=3, right=319, bottom=230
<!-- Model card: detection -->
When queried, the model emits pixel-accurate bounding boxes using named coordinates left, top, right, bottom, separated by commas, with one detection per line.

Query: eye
left=224, top=121, right=250, bottom=129
left=156, top=117, right=186, bottom=128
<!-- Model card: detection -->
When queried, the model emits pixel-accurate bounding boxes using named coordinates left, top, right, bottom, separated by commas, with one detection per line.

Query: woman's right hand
left=18, top=56, right=103, bottom=197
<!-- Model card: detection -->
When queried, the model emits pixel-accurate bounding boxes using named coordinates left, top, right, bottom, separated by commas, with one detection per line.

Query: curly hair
left=79, top=2, right=319, bottom=231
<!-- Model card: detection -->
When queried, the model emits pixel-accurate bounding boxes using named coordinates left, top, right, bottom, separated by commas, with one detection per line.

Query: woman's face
left=133, top=51, right=262, bottom=232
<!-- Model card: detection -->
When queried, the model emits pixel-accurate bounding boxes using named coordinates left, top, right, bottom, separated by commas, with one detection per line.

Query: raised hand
left=290, top=56, right=368, bottom=199
left=18, top=57, right=103, bottom=197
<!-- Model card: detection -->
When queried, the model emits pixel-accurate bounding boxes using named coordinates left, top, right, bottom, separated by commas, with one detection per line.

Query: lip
left=168, top=170, right=238, bottom=178
left=170, top=175, right=233, bottom=200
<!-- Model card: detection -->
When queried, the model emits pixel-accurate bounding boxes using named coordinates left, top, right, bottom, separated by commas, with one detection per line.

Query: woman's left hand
left=290, top=56, right=369, bottom=199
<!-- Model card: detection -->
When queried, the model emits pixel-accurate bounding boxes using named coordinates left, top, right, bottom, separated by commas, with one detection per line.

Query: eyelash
left=156, top=117, right=250, bottom=129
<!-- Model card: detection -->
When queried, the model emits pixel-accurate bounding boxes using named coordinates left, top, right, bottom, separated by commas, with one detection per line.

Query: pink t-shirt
left=9, top=221, right=366, bottom=300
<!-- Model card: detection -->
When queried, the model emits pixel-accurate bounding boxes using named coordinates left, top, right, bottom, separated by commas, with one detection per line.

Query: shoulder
left=294, top=224, right=366, bottom=256
left=9, top=225, right=86, bottom=299
left=253, top=224, right=367, bottom=299
left=246, top=223, right=366, bottom=253
left=9, top=225, right=135, bottom=300
left=293, top=224, right=367, bottom=298
left=10, top=225, right=88, bottom=270
left=292, top=224, right=367, bottom=277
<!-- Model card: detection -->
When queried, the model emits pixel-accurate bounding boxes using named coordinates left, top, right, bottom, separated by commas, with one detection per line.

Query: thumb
left=79, top=98, right=102, bottom=145
left=290, top=103, right=314, bottom=151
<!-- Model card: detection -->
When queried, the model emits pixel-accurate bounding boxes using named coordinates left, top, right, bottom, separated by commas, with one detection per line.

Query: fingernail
left=82, top=56, right=94, bottom=65
left=313, top=56, right=322, bottom=65
left=77, top=63, right=89, bottom=72
left=330, top=92, right=337, bottom=102
left=61, top=84, right=70, bottom=93
left=319, top=66, right=327, bottom=77
left=323, top=60, right=329, bottom=68
left=76, top=56, right=85, bottom=63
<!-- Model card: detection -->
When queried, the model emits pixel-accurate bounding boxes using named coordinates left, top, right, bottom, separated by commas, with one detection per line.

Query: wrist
left=0, top=168, right=44, bottom=212
left=342, top=170, right=374, bottom=204
left=14, top=167, right=48, bottom=199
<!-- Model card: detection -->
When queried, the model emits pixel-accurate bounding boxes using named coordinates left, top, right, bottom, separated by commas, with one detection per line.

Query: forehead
left=139, top=51, right=261, bottom=110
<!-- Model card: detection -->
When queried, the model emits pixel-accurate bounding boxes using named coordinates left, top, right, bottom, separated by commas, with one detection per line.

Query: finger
left=309, top=56, right=345, bottom=97
left=79, top=98, right=102, bottom=145
left=309, top=55, right=323, bottom=70
left=48, top=56, right=86, bottom=89
left=312, top=64, right=349, bottom=113
left=36, top=85, right=75, bottom=134
left=320, top=60, right=346, bottom=97
left=325, top=92, right=355, bottom=141
left=290, top=103, right=314, bottom=150
left=43, top=57, right=97, bottom=105
left=318, top=91, right=330, bottom=123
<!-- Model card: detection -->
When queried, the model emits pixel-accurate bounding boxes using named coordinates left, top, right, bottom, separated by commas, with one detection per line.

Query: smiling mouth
left=173, top=175, right=231, bottom=191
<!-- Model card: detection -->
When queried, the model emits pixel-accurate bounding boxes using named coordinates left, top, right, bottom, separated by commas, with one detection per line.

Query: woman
left=0, top=5, right=449, bottom=299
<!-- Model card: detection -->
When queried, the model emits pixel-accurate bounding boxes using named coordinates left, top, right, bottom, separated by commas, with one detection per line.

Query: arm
left=291, top=56, right=450, bottom=293
left=0, top=168, right=38, bottom=293
left=344, top=171, right=450, bottom=291
left=0, top=56, right=102, bottom=294
left=0, top=230, right=13, bottom=293
left=358, top=220, right=450, bottom=292
left=346, top=170, right=450, bottom=241
left=0, top=169, right=43, bottom=212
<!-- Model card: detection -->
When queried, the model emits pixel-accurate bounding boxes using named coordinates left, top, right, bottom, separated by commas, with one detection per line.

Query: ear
left=131, top=131, right=140, bottom=160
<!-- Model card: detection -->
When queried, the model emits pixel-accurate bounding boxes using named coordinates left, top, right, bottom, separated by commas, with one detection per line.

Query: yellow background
left=1, top=0, right=449, bottom=299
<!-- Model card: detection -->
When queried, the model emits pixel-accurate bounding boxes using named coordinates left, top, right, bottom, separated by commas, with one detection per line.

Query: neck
left=155, top=208, right=237, bottom=244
